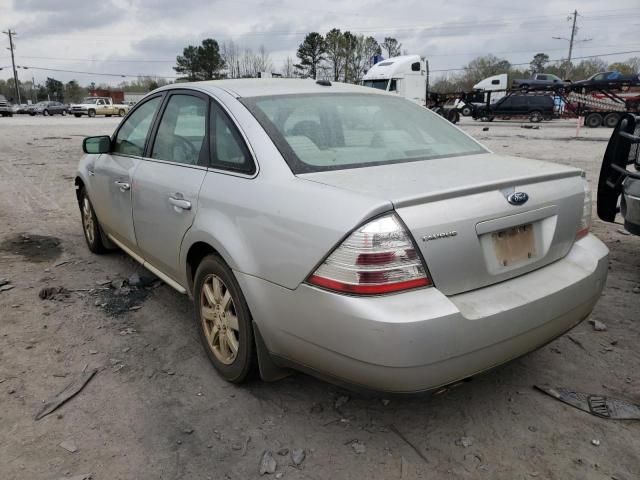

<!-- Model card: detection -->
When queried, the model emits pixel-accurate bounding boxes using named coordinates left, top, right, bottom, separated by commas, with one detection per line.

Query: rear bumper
left=237, top=234, right=608, bottom=393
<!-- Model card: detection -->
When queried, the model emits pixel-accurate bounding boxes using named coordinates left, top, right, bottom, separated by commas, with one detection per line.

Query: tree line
left=0, top=76, right=170, bottom=104
left=173, top=33, right=404, bottom=83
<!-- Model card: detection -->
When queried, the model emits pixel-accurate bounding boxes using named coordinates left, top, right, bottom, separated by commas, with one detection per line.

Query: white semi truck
left=362, top=55, right=427, bottom=105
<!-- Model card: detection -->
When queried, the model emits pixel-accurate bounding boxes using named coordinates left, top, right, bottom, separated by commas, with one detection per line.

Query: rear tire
left=62, top=110, right=67, bottom=116
left=118, top=109, right=125, bottom=117
left=585, top=112, right=603, bottom=128
left=79, top=189, right=107, bottom=254
left=193, top=255, right=257, bottom=383
left=529, top=110, right=543, bottom=123
left=603, top=113, right=620, bottom=128
left=461, top=105, right=472, bottom=117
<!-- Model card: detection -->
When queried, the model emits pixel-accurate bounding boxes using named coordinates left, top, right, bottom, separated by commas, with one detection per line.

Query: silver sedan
left=75, top=79, right=608, bottom=393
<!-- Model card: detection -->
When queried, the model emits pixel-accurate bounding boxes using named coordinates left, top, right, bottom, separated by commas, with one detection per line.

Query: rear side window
left=113, top=96, right=162, bottom=156
left=209, top=103, right=255, bottom=174
left=151, top=94, right=207, bottom=165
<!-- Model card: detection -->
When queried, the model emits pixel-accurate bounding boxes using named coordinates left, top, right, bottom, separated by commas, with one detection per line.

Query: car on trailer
left=473, top=93, right=555, bottom=122
left=512, top=73, right=570, bottom=91
left=573, top=71, right=640, bottom=90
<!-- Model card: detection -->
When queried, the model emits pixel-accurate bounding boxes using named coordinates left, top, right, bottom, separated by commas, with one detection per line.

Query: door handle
left=169, top=196, right=192, bottom=210
left=115, top=181, right=130, bottom=192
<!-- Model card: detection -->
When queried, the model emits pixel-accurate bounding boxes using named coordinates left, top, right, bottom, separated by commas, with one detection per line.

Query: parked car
left=597, top=113, right=640, bottom=235
left=28, top=101, right=68, bottom=116
left=573, top=71, right=640, bottom=89
left=512, top=73, right=569, bottom=91
left=75, top=79, right=608, bottom=393
left=474, top=94, right=555, bottom=122
left=70, top=97, right=129, bottom=117
left=0, top=94, right=13, bottom=117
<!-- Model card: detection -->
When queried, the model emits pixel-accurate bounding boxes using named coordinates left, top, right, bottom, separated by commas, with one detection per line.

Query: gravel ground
left=0, top=115, right=639, bottom=480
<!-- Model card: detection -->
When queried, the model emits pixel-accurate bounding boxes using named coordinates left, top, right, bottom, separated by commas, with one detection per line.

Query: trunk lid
left=299, top=153, right=585, bottom=295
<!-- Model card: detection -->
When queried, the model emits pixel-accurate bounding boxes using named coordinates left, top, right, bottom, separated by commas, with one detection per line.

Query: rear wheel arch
left=186, top=241, right=225, bottom=297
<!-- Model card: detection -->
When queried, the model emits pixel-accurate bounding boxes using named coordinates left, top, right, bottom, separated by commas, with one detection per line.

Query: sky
left=1, top=0, right=639, bottom=86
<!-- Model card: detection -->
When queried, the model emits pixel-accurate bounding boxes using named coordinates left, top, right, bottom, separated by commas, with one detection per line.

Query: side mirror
left=411, top=62, right=420, bottom=72
left=83, top=135, right=111, bottom=154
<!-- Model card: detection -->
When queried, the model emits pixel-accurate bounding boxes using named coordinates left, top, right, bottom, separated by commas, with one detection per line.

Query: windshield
left=82, top=98, right=99, bottom=104
left=242, top=93, right=487, bottom=173
left=362, top=79, right=389, bottom=90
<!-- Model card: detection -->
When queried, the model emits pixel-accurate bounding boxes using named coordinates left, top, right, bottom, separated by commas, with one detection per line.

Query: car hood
left=297, top=153, right=581, bottom=208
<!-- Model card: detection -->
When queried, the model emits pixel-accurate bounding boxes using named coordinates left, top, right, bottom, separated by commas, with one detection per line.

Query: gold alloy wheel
left=82, top=197, right=95, bottom=245
left=200, top=274, right=240, bottom=365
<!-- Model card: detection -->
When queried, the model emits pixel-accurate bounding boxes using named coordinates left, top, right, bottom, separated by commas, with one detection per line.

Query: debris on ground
left=291, top=448, right=305, bottom=466
left=242, top=436, right=251, bottom=456
left=535, top=386, right=640, bottom=420
left=381, top=399, right=390, bottom=406
left=0, top=283, right=14, bottom=292
left=350, top=440, right=366, bottom=454
left=401, top=456, right=409, bottom=478
left=259, top=450, right=277, bottom=475
left=455, top=436, right=474, bottom=448
left=591, top=439, right=601, bottom=446
left=334, top=395, right=349, bottom=409
left=95, top=274, right=155, bottom=316
left=35, top=368, right=98, bottom=420
left=0, top=278, right=10, bottom=287
left=521, top=125, right=540, bottom=130
left=38, top=286, right=70, bottom=301
left=589, top=319, right=607, bottom=332
left=389, top=424, right=430, bottom=463
left=616, top=228, right=631, bottom=236
left=59, top=440, right=78, bottom=453
left=482, top=127, right=489, bottom=131
left=54, top=475, right=91, bottom=480
left=277, top=448, right=289, bottom=456
left=633, top=286, right=640, bottom=294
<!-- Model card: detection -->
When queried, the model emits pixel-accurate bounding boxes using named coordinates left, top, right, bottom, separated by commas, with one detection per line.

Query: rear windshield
left=241, top=93, right=487, bottom=173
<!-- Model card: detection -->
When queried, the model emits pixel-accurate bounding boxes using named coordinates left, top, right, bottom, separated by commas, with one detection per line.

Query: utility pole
left=566, top=10, right=578, bottom=79
left=2, top=29, right=21, bottom=104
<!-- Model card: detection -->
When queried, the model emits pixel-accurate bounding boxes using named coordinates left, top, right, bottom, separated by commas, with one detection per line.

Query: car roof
left=158, top=78, right=389, bottom=99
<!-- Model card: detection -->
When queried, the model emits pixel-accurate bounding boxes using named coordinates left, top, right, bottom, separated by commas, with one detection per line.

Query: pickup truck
left=512, top=73, right=569, bottom=91
left=70, top=97, right=129, bottom=118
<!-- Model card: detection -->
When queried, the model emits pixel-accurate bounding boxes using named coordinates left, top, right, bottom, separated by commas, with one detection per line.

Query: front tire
left=88, top=109, right=96, bottom=118
left=62, top=110, right=67, bottom=116
left=43, top=109, right=49, bottom=116
left=529, top=110, right=543, bottom=123
left=461, top=105, right=472, bottom=116
left=194, top=255, right=257, bottom=383
left=79, top=189, right=107, bottom=254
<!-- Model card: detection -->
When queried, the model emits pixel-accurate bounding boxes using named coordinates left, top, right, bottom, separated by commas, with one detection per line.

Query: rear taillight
left=576, top=178, right=592, bottom=240
left=308, top=213, right=431, bottom=295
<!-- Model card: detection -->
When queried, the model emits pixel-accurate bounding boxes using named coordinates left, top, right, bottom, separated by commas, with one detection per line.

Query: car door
left=132, top=90, right=209, bottom=280
left=90, top=94, right=164, bottom=252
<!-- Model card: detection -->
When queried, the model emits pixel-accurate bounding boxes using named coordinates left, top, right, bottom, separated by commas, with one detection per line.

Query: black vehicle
left=573, top=71, right=640, bottom=90
left=28, top=101, right=68, bottom=116
left=473, top=94, right=555, bottom=123
left=597, top=114, right=640, bottom=235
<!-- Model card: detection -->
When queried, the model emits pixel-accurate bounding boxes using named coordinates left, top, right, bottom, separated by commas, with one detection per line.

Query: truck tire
left=74, top=113, right=82, bottom=118
left=520, top=84, right=530, bottom=92
left=61, top=110, right=67, bottom=116
left=603, top=113, right=620, bottom=128
left=118, top=109, right=125, bottom=117
left=461, top=105, right=472, bottom=117
left=88, top=109, right=96, bottom=118
left=529, top=110, right=543, bottom=123
left=480, top=115, right=494, bottom=122
left=585, top=112, right=602, bottom=128
left=447, top=109, right=460, bottom=124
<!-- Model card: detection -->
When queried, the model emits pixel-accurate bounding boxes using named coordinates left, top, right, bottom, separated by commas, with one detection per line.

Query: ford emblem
left=507, top=192, right=529, bottom=205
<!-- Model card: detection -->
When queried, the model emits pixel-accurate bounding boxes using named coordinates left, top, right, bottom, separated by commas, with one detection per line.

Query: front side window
left=242, top=93, right=486, bottom=173
left=151, top=94, right=207, bottom=165
left=209, top=103, right=254, bottom=174
left=113, top=96, right=162, bottom=157
left=388, top=79, right=398, bottom=92
left=362, top=79, right=389, bottom=90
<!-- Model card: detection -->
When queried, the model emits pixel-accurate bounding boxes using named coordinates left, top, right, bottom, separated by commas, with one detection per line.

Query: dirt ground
left=1, top=115, right=639, bottom=480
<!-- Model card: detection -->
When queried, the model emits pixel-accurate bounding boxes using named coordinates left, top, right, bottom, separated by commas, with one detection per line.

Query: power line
left=14, top=48, right=640, bottom=79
